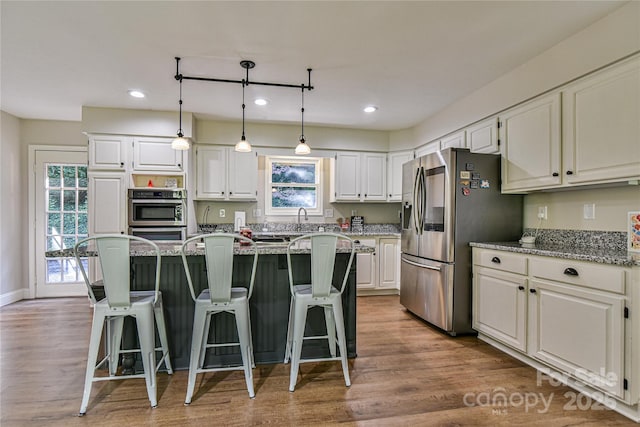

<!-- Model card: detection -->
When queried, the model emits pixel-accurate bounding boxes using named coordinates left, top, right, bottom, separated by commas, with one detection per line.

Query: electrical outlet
left=219, top=209, right=226, bottom=218
left=324, top=209, right=334, bottom=218
left=583, top=203, right=596, bottom=220
left=351, top=210, right=357, bottom=216
left=537, top=206, right=547, bottom=220
left=253, top=208, right=262, bottom=217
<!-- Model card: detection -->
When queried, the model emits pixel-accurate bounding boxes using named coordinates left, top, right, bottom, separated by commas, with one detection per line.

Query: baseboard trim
left=0, top=289, right=28, bottom=307
left=357, top=288, right=400, bottom=296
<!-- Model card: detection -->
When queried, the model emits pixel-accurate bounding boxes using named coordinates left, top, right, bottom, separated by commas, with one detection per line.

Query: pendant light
left=234, top=79, right=252, bottom=152
left=171, top=74, right=190, bottom=150
left=295, top=87, right=311, bottom=155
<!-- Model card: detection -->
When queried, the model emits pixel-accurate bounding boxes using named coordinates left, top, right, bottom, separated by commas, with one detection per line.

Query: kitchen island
left=51, top=239, right=374, bottom=370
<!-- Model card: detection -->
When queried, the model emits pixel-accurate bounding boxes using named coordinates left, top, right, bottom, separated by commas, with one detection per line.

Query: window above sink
left=265, top=156, right=323, bottom=216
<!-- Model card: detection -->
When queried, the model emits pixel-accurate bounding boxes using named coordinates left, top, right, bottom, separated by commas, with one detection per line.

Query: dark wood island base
left=128, top=253, right=357, bottom=370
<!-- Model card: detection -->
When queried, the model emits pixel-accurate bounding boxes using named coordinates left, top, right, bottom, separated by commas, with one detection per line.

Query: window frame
left=264, top=156, right=323, bottom=216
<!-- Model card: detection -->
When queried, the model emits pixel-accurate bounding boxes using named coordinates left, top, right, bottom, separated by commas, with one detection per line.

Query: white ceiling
left=0, top=1, right=627, bottom=131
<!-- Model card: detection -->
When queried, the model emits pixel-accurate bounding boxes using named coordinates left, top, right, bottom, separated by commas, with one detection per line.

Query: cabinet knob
left=358, top=193, right=361, bottom=197
left=563, top=267, right=579, bottom=276
left=389, top=194, right=392, bottom=197
left=222, top=191, right=225, bottom=195
left=120, top=162, right=124, bottom=167
left=229, top=191, right=233, bottom=195
left=552, top=172, right=559, bottom=177
left=491, top=256, right=501, bottom=264
left=518, top=285, right=525, bottom=291
left=529, top=288, right=537, bottom=294
left=364, top=194, right=367, bottom=198
left=178, top=163, right=181, bottom=168
left=566, top=170, right=574, bottom=175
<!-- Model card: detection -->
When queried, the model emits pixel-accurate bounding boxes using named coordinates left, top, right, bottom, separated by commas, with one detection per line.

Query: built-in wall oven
left=128, top=188, right=187, bottom=241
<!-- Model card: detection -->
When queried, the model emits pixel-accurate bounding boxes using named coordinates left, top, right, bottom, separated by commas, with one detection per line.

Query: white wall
left=399, top=1, right=640, bottom=148
left=82, top=106, right=195, bottom=139
left=196, top=119, right=390, bottom=152
left=0, top=111, right=25, bottom=305
left=391, top=2, right=640, bottom=232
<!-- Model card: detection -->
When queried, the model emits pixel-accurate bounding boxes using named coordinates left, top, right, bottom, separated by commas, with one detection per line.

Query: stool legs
left=185, top=305, right=208, bottom=405
left=153, top=302, right=173, bottom=374
left=332, top=298, right=351, bottom=387
left=79, top=309, right=107, bottom=415
left=288, top=301, right=309, bottom=392
left=235, top=304, right=255, bottom=398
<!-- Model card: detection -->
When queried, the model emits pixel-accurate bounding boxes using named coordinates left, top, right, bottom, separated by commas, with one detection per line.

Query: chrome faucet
left=297, top=207, right=308, bottom=231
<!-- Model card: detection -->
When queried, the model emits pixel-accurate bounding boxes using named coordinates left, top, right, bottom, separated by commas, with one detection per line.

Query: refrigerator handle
left=419, top=167, right=426, bottom=234
left=412, top=168, right=421, bottom=234
left=401, top=257, right=441, bottom=271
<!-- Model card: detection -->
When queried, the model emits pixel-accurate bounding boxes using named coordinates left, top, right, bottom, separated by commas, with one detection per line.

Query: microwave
left=128, top=189, right=186, bottom=227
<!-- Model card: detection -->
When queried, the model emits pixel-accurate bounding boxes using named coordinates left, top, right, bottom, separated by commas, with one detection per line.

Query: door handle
left=401, top=257, right=441, bottom=272
left=491, top=256, right=501, bottom=264
left=563, top=267, right=579, bottom=276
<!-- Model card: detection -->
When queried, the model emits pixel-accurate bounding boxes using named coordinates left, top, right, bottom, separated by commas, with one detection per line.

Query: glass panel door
left=35, top=150, right=89, bottom=297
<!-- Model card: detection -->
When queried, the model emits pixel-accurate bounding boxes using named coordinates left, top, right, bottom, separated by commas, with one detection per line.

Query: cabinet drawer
left=530, top=257, right=625, bottom=294
left=474, top=249, right=527, bottom=275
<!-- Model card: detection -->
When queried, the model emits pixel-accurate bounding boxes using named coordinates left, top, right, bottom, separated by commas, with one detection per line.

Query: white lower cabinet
left=357, top=236, right=400, bottom=294
left=356, top=239, right=377, bottom=289
left=473, top=265, right=527, bottom=352
left=473, top=247, right=636, bottom=410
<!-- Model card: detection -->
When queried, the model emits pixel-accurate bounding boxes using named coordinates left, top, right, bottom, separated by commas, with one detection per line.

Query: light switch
left=583, top=203, right=595, bottom=220
left=219, top=209, right=226, bottom=218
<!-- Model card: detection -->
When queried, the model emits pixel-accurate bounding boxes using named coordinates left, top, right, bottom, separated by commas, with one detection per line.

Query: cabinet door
left=88, top=135, right=126, bottom=170
left=356, top=239, right=377, bottom=289
left=361, top=153, right=386, bottom=201
left=378, top=238, right=399, bottom=289
left=468, top=117, right=500, bottom=154
left=387, top=151, right=413, bottom=201
left=415, top=140, right=440, bottom=158
left=563, top=57, right=640, bottom=184
left=501, top=93, right=562, bottom=192
left=528, top=279, right=625, bottom=398
left=334, top=152, right=361, bottom=201
left=195, top=146, right=227, bottom=199
left=440, top=130, right=466, bottom=149
left=88, top=172, right=126, bottom=234
left=228, top=150, right=258, bottom=200
left=473, top=266, right=527, bottom=352
left=133, top=137, right=183, bottom=171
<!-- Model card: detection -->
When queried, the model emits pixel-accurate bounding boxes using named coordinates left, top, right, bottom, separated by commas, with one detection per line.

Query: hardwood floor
left=1, top=295, right=636, bottom=426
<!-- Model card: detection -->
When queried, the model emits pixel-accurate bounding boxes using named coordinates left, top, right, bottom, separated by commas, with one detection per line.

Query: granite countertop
left=46, top=239, right=375, bottom=258
left=470, top=241, right=640, bottom=267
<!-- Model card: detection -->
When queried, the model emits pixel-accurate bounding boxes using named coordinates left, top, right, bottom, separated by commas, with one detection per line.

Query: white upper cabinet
left=468, top=117, right=500, bottom=154
left=88, top=135, right=127, bottom=170
left=333, top=152, right=386, bottom=202
left=361, top=153, right=387, bottom=201
left=414, top=140, right=440, bottom=158
left=501, top=93, right=562, bottom=192
left=227, top=149, right=258, bottom=200
left=387, top=151, right=413, bottom=201
left=195, top=145, right=257, bottom=201
left=440, top=130, right=467, bottom=150
left=333, top=152, right=361, bottom=201
left=562, top=56, right=640, bottom=185
left=88, top=172, right=126, bottom=235
left=132, top=137, right=183, bottom=172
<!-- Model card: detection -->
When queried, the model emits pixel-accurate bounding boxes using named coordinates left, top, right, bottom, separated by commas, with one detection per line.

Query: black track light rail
left=174, top=57, right=313, bottom=91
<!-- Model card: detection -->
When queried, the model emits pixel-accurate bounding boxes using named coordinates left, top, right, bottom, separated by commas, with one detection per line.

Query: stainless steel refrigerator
left=400, top=148, right=523, bottom=335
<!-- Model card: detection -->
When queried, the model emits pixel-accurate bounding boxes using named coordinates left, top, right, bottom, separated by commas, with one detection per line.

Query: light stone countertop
left=46, top=239, right=375, bottom=258
left=469, top=241, right=640, bottom=267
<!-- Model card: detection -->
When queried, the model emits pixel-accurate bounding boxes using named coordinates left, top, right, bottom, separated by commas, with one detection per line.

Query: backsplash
left=523, top=228, right=627, bottom=251
left=199, top=223, right=400, bottom=235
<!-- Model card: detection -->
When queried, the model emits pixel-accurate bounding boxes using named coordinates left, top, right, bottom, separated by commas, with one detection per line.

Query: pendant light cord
left=177, top=76, right=184, bottom=137
left=241, top=79, right=246, bottom=139
left=300, top=86, right=305, bottom=141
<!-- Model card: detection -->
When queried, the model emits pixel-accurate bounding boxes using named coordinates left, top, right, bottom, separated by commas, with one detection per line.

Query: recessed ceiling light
left=254, top=98, right=268, bottom=106
left=128, top=90, right=145, bottom=98
left=364, top=106, right=378, bottom=113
